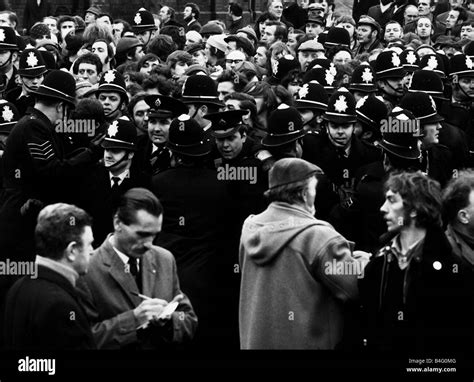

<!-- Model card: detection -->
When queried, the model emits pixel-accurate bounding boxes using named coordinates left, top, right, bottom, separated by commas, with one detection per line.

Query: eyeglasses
left=226, top=59, right=244, bottom=64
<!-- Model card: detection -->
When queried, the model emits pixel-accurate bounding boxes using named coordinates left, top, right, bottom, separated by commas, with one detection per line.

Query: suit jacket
left=76, top=237, right=198, bottom=349
left=3, top=265, right=96, bottom=350
left=75, top=164, right=151, bottom=246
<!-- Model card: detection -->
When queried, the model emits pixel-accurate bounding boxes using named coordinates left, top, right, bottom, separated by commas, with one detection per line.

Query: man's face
left=171, top=60, right=189, bottom=78
left=380, top=189, right=406, bottom=232
left=357, top=25, right=375, bottom=44
left=225, top=50, right=245, bottom=70
left=103, top=148, right=132, bottom=172
left=216, top=130, right=246, bottom=160
left=450, top=0, right=464, bottom=9
left=92, top=41, right=109, bottom=65
left=21, top=75, right=44, bottom=93
left=404, top=6, right=419, bottom=24
left=461, top=24, right=474, bottom=40
left=298, top=50, right=318, bottom=71
left=261, top=25, right=277, bottom=45
left=416, top=18, right=432, bottom=37
left=0, top=13, right=13, bottom=27
left=148, top=116, right=172, bottom=145
left=379, top=78, right=405, bottom=96
left=327, top=121, right=354, bottom=148
left=72, top=226, right=94, bottom=275
left=186, top=31, right=202, bottom=47
left=461, top=190, right=474, bottom=230
left=0, top=50, right=12, bottom=69
left=133, top=100, right=150, bottom=133
left=446, top=10, right=460, bottom=29
left=60, top=21, right=75, bottom=40
left=98, top=91, right=122, bottom=117
left=136, top=30, right=152, bottom=46
left=421, top=122, right=440, bottom=146
left=455, top=76, right=474, bottom=99
left=160, top=6, right=171, bottom=23
left=114, top=210, right=162, bottom=258
left=225, top=99, right=242, bottom=111
left=287, top=33, right=300, bottom=51
left=254, top=46, right=268, bottom=67
left=191, top=50, right=207, bottom=66
left=139, top=58, right=160, bottom=75
left=132, top=46, right=145, bottom=62
left=85, top=12, right=96, bottom=24
left=217, top=81, right=235, bottom=101
left=269, top=0, right=284, bottom=18
left=333, top=50, right=351, bottom=65
left=44, top=17, right=58, bottom=35
left=183, top=6, right=193, bottom=19
left=113, top=22, right=124, bottom=41
left=78, top=63, right=99, bottom=85
left=385, top=23, right=402, bottom=42
left=417, top=0, right=432, bottom=16
left=306, top=22, right=324, bottom=35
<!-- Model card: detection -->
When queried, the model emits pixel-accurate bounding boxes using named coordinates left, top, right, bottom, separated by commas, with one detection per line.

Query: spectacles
left=226, top=59, right=244, bottom=64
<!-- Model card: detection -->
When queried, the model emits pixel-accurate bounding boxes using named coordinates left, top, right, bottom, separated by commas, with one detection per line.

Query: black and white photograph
left=0, top=0, right=473, bottom=378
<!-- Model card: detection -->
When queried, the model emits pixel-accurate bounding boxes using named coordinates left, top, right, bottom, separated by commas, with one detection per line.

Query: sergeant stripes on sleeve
left=27, top=141, right=54, bottom=161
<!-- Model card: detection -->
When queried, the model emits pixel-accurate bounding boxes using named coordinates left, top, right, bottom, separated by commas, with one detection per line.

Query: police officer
left=151, top=114, right=235, bottom=349
left=77, top=118, right=150, bottom=246
left=0, top=70, right=103, bottom=309
left=374, top=50, right=406, bottom=113
left=5, top=48, right=47, bottom=115
left=131, top=8, right=158, bottom=49
left=96, top=69, right=129, bottom=122
left=0, top=27, right=19, bottom=96
left=133, top=94, right=188, bottom=176
left=303, top=87, right=382, bottom=220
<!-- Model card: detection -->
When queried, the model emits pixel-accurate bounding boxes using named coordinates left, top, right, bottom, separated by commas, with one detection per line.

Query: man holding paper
left=77, top=188, right=198, bottom=349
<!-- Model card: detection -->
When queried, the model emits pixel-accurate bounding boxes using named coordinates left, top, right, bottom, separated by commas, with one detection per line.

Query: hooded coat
left=239, top=201, right=361, bottom=349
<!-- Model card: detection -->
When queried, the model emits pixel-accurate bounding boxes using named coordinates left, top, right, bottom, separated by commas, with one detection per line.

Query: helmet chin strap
left=384, top=79, right=404, bottom=97
left=456, top=83, right=474, bottom=101
left=104, top=151, right=129, bottom=171
left=0, top=51, right=12, bottom=71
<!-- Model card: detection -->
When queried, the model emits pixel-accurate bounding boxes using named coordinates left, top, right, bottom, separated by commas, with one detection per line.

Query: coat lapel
left=100, top=238, right=141, bottom=306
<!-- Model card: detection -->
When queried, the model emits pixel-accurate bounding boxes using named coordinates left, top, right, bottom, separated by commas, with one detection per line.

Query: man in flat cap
left=239, top=157, right=368, bottom=349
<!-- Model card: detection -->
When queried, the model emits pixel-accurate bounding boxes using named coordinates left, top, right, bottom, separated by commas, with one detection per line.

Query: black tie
left=128, top=257, right=142, bottom=292
left=111, top=176, right=120, bottom=189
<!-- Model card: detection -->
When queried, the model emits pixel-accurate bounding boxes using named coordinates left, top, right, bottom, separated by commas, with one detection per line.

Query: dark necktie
left=128, top=257, right=142, bottom=292
left=111, top=176, right=120, bottom=189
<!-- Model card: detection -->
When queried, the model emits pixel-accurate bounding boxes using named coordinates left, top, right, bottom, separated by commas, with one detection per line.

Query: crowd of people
left=0, top=0, right=473, bottom=354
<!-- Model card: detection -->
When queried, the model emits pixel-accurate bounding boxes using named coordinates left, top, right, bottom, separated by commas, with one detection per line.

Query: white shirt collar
left=35, top=255, right=79, bottom=286
left=109, top=236, right=140, bottom=269
left=109, top=169, right=130, bottom=186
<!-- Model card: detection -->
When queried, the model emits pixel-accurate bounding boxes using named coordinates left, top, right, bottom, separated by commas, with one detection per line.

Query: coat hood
left=241, top=202, right=331, bottom=266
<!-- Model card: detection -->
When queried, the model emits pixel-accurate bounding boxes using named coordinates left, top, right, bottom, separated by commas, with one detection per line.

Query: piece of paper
left=158, top=301, right=179, bottom=319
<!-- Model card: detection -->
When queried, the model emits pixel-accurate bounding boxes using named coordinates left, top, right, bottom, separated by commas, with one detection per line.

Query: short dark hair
left=112, top=19, right=132, bottom=38
left=184, top=3, right=200, bottom=19
left=217, top=70, right=249, bottom=92
left=229, top=3, right=243, bottom=17
left=128, top=92, right=148, bottom=116
left=35, top=203, right=92, bottom=260
left=147, top=34, right=177, bottom=62
left=265, top=20, right=288, bottom=42
left=98, top=13, right=112, bottom=24
left=72, top=52, right=103, bottom=75
left=384, top=171, right=442, bottom=229
left=442, top=170, right=474, bottom=223
left=115, top=188, right=163, bottom=225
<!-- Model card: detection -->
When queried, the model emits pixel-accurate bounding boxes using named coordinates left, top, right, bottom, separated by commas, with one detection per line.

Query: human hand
left=133, top=298, right=168, bottom=328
